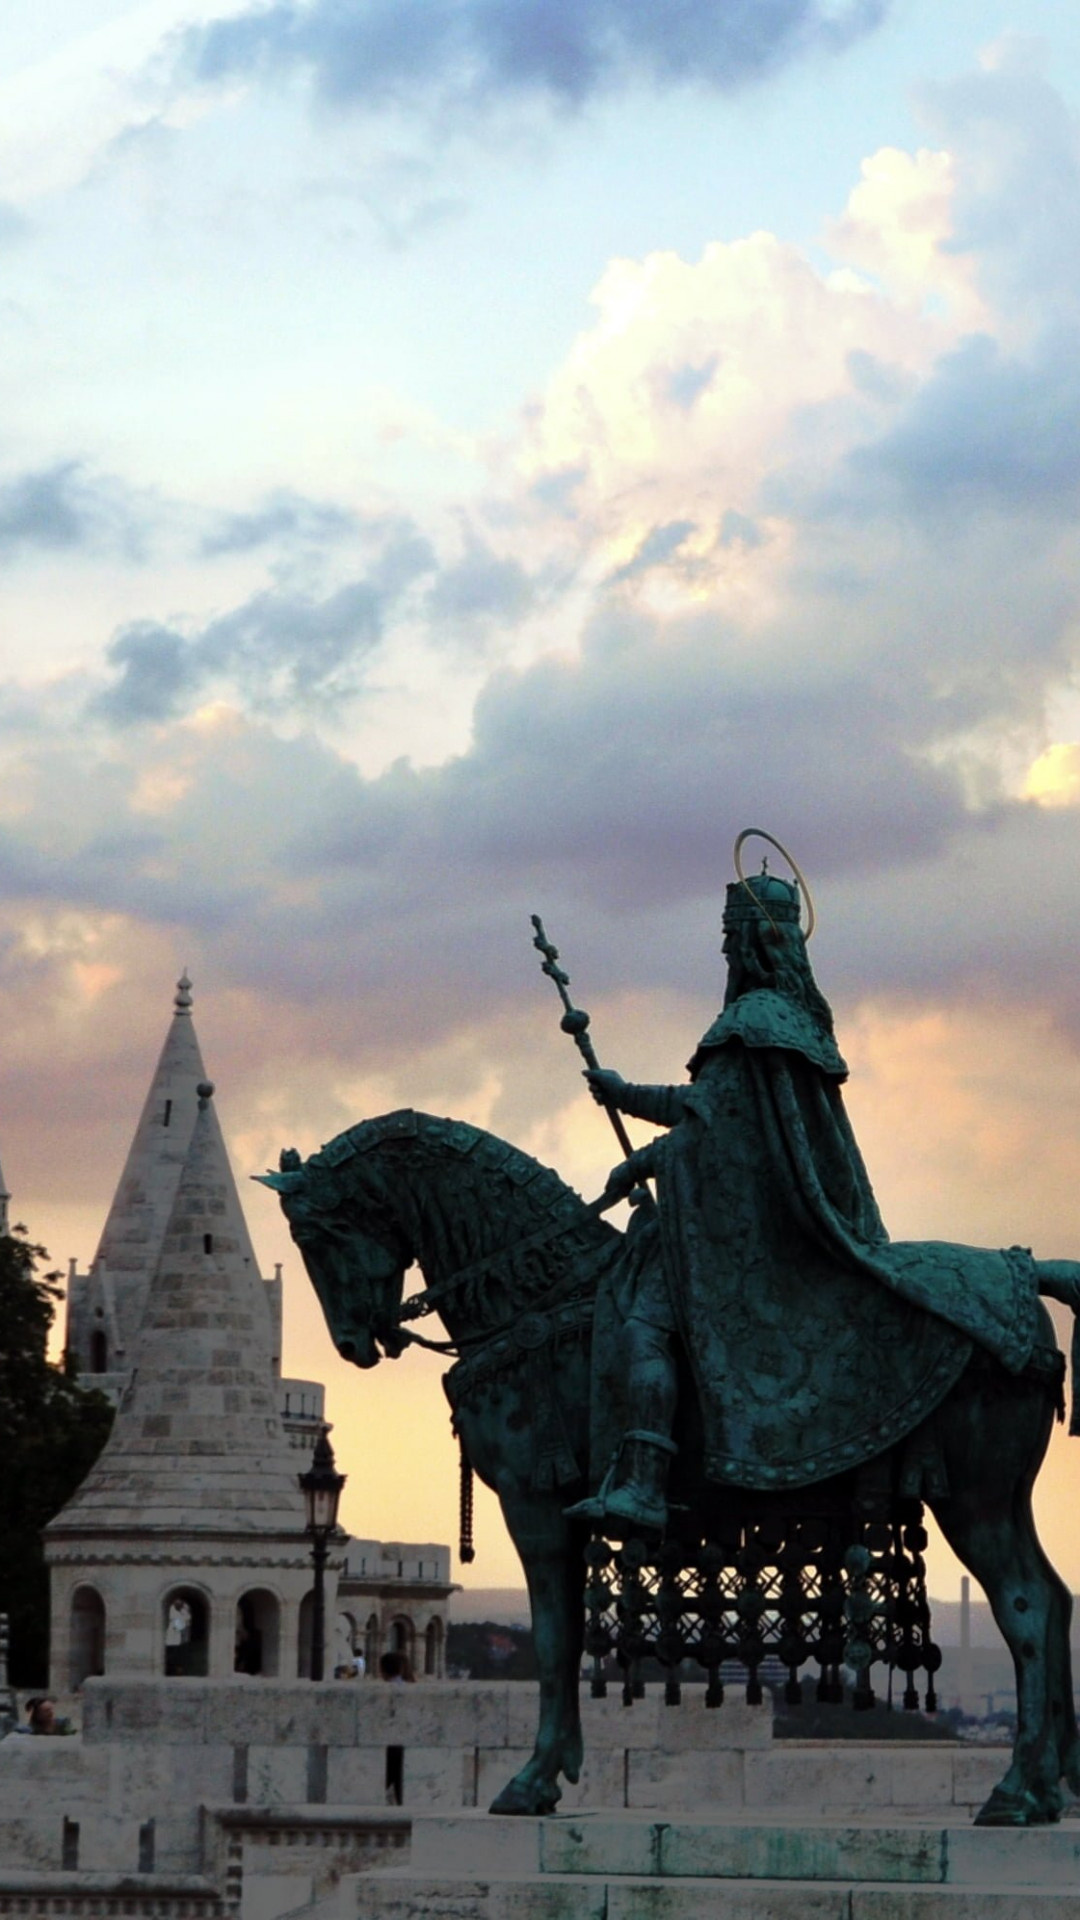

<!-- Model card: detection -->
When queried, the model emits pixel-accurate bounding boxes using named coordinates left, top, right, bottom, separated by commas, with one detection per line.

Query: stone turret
left=45, top=1086, right=329, bottom=1688
left=64, top=974, right=265, bottom=1389
left=64, top=974, right=324, bottom=1447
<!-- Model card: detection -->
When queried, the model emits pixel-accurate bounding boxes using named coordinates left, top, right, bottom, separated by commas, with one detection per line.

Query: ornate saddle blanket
left=586, top=1033, right=1041, bottom=1495
left=588, top=1215, right=978, bottom=1492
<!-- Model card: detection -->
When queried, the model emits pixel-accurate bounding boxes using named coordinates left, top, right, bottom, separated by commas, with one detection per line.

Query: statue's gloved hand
left=585, top=1067, right=625, bottom=1107
left=604, top=1158, right=638, bottom=1200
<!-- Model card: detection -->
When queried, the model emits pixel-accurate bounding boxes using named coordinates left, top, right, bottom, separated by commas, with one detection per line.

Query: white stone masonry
left=45, top=1085, right=324, bottom=1688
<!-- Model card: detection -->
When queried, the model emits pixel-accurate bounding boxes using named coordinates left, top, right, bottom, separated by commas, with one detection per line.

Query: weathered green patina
left=579, top=868, right=1040, bottom=1517
left=260, top=849, right=1080, bottom=1829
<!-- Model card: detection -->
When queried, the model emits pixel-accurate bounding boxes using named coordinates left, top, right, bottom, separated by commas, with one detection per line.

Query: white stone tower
left=46, top=1084, right=333, bottom=1690
left=64, top=973, right=324, bottom=1448
left=65, top=972, right=267, bottom=1389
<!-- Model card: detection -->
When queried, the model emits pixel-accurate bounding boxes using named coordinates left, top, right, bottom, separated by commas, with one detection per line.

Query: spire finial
left=197, top=1081, right=215, bottom=1111
left=174, top=971, right=193, bottom=1015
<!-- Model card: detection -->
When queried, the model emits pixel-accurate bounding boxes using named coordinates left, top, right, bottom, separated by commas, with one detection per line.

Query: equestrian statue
left=258, top=830, right=1080, bottom=1827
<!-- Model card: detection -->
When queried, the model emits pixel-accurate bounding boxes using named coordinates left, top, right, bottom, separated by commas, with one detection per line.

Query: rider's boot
left=565, top=1430, right=677, bottom=1533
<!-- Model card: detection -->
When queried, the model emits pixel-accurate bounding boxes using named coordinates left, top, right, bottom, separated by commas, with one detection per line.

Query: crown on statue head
left=724, top=867, right=802, bottom=927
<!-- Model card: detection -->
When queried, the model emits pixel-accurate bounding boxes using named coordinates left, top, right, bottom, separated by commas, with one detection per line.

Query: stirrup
left=565, top=1462, right=616, bottom=1521
left=600, top=1485, right=667, bottom=1532
left=623, top=1429, right=678, bottom=1456
left=563, top=1430, right=677, bottom=1526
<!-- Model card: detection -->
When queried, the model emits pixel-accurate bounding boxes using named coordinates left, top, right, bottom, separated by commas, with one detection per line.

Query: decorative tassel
left=459, top=1434, right=475, bottom=1565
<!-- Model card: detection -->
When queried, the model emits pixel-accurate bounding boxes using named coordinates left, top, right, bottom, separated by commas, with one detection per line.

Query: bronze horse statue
left=260, top=1106, right=1080, bottom=1827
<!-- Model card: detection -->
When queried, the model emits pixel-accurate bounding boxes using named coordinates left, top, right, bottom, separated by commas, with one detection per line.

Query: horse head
left=255, top=1148, right=410, bottom=1369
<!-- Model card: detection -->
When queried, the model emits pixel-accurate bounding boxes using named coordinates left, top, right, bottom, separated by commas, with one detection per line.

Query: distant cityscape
left=450, top=1585, right=1080, bottom=1719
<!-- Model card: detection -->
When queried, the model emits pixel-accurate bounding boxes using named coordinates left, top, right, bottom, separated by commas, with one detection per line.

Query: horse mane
left=306, top=1109, right=620, bottom=1328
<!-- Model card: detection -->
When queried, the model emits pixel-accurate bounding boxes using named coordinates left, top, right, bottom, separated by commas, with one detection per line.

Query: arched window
left=89, top=1330, right=108, bottom=1374
left=334, top=1610, right=357, bottom=1677
left=297, top=1591, right=314, bottom=1678
left=424, top=1617, right=443, bottom=1678
left=69, top=1586, right=106, bottom=1689
left=163, top=1587, right=209, bottom=1677
left=389, top=1617, right=414, bottom=1678
left=364, top=1613, right=379, bottom=1671
left=235, top=1590, right=280, bottom=1677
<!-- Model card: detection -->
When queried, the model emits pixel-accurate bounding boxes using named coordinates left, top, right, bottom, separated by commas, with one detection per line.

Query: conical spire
left=50, top=1085, right=305, bottom=1536
left=89, top=973, right=262, bottom=1358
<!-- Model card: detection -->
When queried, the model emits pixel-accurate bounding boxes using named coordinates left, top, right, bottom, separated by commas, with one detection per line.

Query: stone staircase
left=0, top=1872, right=224, bottom=1917
left=302, top=1809, right=1080, bottom=1920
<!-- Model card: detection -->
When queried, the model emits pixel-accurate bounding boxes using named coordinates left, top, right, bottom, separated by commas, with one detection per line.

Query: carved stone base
left=306, top=1808, right=1080, bottom=1920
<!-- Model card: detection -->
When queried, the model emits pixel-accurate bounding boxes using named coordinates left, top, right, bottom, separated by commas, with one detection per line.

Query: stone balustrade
left=0, top=1678, right=1019, bottom=1919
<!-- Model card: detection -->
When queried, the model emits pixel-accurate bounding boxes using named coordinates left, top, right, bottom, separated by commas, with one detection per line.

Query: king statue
left=568, top=840, right=1080, bottom=1534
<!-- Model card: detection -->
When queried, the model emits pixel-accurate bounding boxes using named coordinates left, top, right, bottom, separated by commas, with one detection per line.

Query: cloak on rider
left=572, top=855, right=1069, bottom=1533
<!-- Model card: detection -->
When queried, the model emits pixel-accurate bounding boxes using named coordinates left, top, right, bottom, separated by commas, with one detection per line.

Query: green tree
left=0, top=1228, right=114, bottom=1685
left=445, top=1620, right=537, bottom=1680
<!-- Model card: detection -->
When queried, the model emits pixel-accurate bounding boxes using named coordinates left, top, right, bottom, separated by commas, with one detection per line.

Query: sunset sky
left=6, top=0, right=1080, bottom=1601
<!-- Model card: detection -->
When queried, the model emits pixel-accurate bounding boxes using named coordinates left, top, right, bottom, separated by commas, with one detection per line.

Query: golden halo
left=732, top=828, right=816, bottom=942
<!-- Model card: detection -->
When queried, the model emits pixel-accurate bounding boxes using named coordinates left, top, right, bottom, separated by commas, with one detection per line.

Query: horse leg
left=928, top=1374, right=1074, bottom=1825
left=488, top=1492, right=586, bottom=1816
left=1052, top=1577, right=1080, bottom=1795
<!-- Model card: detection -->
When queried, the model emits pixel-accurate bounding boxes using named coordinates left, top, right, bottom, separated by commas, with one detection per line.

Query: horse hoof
left=975, top=1786, right=1060, bottom=1827
left=489, top=1780, right=559, bottom=1817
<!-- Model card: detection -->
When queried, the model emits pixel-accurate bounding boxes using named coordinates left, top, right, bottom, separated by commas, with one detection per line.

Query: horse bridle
left=390, top=1188, right=624, bottom=1357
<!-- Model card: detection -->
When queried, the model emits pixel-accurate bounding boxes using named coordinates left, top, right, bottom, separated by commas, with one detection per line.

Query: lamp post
left=299, top=1425, right=346, bottom=1682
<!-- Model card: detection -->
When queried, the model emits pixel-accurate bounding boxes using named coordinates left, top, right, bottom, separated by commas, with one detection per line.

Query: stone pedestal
left=331, top=1809, right=1080, bottom=1920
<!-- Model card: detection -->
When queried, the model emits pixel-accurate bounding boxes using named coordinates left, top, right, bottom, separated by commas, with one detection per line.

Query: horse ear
left=252, top=1171, right=305, bottom=1194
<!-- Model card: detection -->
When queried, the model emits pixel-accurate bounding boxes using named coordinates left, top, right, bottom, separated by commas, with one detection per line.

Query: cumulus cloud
left=1024, top=743, right=1080, bottom=807
left=6, top=635, right=1080, bottom=1095
left=846, top=327, right=1080, bottom=516
left=182, top=0, right=888, bottom=124
left=0, top=463, right=143, bottom=560
left=88, top=511, right=447, bottom=723
left=824, top=145, right=987, bottom=328
left=10, top=56, right=1080, bottom=1294
left=93, top=579, right=391, bottom=724
left=199, top=490, right=359, bottom=557
left=426, top=532, right=538, bottom=634
left=917, top=43, right=1080, bottom=335
left=9, top=42, right=1080, bottom=1595
left=17, top=63, right=1077, bottom=1024
left=85, top=514, right=568, bottom=730
left=509, top=226, right=957, bottom=604
left=0, top=568, right=1033, bottom=1014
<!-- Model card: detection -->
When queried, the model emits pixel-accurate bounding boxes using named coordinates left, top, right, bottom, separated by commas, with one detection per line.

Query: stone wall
left=0, top=1677, right=1011, bottom=1885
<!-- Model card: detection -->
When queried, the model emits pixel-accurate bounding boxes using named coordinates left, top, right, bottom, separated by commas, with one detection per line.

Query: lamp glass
left=305, top=1482, right=341, bottom=1533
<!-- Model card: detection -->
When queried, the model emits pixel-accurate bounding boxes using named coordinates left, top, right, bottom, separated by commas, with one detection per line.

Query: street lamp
left=299, top=1425, right=346, bottom=1682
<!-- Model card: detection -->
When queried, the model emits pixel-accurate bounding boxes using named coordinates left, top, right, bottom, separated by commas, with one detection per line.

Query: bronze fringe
left=459, top=1434, right=475, bottom=1564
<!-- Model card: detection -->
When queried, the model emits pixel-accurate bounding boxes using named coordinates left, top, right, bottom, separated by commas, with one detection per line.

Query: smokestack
left=958, top=1574, right=974, bottom=1713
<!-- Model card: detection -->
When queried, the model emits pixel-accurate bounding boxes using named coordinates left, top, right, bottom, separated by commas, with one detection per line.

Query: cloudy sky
left=7, top=0, right=1080, bottom=1599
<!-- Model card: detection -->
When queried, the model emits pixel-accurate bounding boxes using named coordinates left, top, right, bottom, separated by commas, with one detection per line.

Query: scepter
left=530, top=914, right=636, bottom=1162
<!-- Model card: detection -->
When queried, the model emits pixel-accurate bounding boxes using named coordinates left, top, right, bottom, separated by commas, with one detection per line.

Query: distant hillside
left=930, top=1596, right=1080, bottom=1650
left=449, top=1587, right=531, bottom=1626
left=449, top=1589, right=1080, bottom=1652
